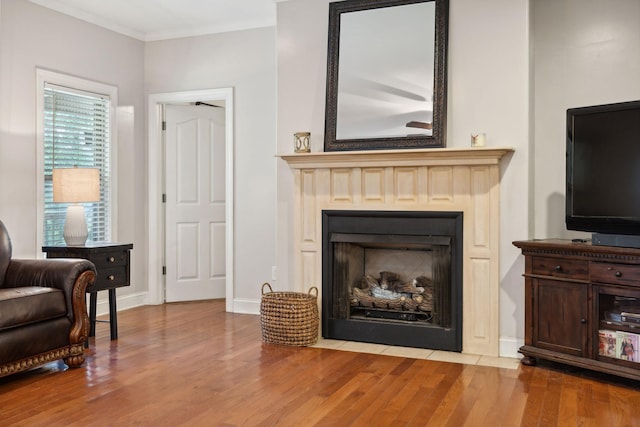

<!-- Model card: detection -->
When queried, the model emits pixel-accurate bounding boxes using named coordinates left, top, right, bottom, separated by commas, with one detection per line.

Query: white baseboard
left=89, top=291, right=148, bottom=317
left=92, top=293, right=261, bottom=317
left=231, top=298, right=260, bottom=315
left=499, top=337, right=524, bottom=359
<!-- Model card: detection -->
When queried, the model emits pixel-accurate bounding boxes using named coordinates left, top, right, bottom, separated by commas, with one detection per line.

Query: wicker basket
left=260, top=282, right=319, bottom=346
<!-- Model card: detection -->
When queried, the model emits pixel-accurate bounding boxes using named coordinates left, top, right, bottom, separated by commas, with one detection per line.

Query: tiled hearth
left=280, top=147, right=513, bottom=357
left=313, top=339, right=520, bottom=370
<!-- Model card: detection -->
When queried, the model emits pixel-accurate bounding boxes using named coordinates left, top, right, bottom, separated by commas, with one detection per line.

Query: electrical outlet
left=271, top=266, right=277, bottom=281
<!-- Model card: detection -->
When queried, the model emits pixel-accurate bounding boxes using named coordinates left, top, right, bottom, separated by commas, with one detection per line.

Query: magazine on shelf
left=616, top=331, right=640, bottom=362
left=598, top=330, right=617, bottom=358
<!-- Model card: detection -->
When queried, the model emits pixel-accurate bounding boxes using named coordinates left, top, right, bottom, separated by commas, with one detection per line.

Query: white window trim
left=36, top=68, right=118, bottom=253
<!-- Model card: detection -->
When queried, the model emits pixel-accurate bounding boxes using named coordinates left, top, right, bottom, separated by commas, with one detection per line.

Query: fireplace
left=279, top=148, right=512, bottom=356
left=322, top=210, right=463, bottom=351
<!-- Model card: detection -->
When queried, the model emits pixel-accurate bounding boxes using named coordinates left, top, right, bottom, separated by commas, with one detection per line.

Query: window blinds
left=43, top=84, right=111, bottom=245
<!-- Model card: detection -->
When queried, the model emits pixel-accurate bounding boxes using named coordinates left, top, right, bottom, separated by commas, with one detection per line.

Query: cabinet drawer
left=590, top=262, right=640, bottom=287
left=531, top=257, right=588, bottom=280
left=93, top=266, right=129, bottom=291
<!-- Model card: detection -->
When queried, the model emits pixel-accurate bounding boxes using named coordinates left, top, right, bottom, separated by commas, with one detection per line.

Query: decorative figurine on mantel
left=471, top=133, right=486, bottom=147
left=294, top=132, right=311, bottom=153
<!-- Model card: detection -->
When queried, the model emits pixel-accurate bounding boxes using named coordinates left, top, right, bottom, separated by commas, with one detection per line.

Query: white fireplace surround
left=280, top=147, right=513, bottom=357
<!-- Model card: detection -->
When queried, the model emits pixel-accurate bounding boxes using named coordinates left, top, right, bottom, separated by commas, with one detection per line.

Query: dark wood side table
left=42, top=242, right=133, bottom=342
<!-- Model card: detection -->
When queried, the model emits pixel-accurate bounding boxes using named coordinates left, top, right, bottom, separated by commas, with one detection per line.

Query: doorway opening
left=147, top=88, right=234, bottom=311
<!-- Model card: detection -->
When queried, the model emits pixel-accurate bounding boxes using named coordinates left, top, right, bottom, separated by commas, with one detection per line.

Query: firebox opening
left=322, top=210, right=463, bottom=351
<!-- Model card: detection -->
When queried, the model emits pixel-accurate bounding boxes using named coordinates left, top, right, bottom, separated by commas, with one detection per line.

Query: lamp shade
left=53, top=168, right=100, bottom=203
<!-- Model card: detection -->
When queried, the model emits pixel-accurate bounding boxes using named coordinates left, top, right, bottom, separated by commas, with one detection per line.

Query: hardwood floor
left=1, top=300, right=639, bottom=426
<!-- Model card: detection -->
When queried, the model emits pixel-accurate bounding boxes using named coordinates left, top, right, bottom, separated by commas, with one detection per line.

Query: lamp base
left=64, top=204, right=88, bottom=246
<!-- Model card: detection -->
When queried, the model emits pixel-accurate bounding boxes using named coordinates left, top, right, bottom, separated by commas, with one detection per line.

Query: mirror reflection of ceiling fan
left=339, top=75, right=434, bottom=134
left=406, top=120, right=432, bottom=129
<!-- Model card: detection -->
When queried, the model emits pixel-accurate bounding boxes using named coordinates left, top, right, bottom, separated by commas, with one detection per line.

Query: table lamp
left=53, top=167, right=100, bottom=246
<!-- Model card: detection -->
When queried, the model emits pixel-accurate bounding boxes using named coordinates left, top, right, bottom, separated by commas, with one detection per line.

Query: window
left=37, top=70, right=117, bottom=246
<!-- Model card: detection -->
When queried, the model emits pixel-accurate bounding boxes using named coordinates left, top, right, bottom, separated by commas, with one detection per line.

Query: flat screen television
left=566, top=100, right=640, bottom=247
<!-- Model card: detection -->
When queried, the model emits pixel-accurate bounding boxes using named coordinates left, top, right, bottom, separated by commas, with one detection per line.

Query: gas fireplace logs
left=350, top=272, right=433, bottom=313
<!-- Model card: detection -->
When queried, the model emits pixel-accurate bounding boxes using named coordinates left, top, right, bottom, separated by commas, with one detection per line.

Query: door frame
left=147, top=88, right=234, bottom=312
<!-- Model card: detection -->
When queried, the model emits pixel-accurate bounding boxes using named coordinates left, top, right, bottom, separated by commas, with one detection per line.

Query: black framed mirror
left=324, top=0, right=449, bottom=151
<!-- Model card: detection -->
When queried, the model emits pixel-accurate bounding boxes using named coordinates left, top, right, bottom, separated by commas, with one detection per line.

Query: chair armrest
left=5, top=259, right=96, bottom=328
left=6, top=258, right=96, bottom=293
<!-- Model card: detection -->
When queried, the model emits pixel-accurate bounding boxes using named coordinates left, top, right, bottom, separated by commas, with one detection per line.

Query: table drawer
left=531, top=256, right=588, bottom=280
left=590, top=262, right=640, bottom=287
left=42, top=243, right=133, bottom=295
left=92, top=266, right=129, bottom=291
left=87, top=251, right=129, bottom=269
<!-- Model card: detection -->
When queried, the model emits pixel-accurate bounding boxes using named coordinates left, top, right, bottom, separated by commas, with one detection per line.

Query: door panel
left=533, top=278, right=589, bottom=357
left=165, top=105, right=226, bottom=302
left=177, top=222, right=199, bottom=279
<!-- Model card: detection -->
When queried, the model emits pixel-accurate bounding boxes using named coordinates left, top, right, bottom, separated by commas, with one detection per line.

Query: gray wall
left=0, top=0, right=278, bottom=311
left=532, top=0, right=640, bottom=239
left=144, top=28, right=278, bottom=304
left=0, top=0, right=146, bottom=312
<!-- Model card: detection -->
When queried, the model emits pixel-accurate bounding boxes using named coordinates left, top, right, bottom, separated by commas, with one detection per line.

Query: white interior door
left=165, top=104, right=226, bottom=302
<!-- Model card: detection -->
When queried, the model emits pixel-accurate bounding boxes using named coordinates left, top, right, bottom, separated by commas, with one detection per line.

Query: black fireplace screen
left=322, top=210, right=463, bottom=351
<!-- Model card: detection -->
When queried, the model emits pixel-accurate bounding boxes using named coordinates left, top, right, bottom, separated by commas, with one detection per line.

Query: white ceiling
left=28, top=0, right=278, bottom=41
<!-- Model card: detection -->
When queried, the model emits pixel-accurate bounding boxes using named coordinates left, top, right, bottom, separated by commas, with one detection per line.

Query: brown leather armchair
left=0, top=220, right=96, bottom=377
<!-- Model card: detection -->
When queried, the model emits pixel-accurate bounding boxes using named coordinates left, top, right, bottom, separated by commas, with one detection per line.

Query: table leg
left=89, top=292, right=97, bottom=337
left=108, top=288, right=118, bottom=340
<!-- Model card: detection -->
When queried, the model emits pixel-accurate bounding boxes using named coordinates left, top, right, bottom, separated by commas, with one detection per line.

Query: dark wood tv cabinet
left=513, top=239, right=640, bottom=381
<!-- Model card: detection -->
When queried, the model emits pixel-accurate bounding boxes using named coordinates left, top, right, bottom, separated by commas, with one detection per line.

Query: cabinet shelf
left=600, top=320, right=640, bottom=334
left=596, top=354, right=640, bottom=369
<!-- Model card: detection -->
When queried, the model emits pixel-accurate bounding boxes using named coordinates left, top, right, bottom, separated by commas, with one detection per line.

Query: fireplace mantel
left=279, top=147, right=513, bottom=169
left=280, top=147, right=513, bottom=357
